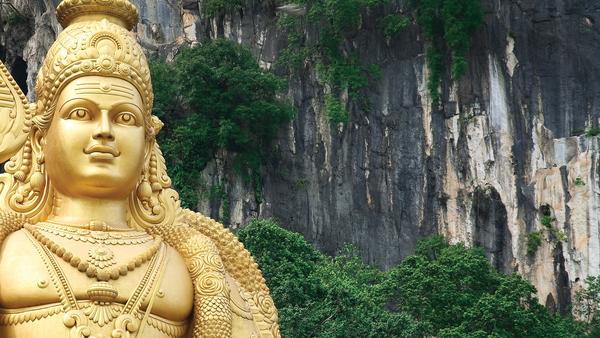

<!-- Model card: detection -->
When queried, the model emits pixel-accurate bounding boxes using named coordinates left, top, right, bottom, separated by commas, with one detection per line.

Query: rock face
left=1, top=0, right=599, bottom=313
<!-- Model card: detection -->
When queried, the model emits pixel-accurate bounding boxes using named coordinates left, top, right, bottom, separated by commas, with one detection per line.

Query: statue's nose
left=93, top=110, right=115, bottom=141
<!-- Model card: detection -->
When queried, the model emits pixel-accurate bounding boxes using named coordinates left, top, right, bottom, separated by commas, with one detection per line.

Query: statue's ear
left=0, top=60, right=32, bottom=163
left=143, top=136, right=154, bottom=165
left=30, top=125, right=45, bottom=158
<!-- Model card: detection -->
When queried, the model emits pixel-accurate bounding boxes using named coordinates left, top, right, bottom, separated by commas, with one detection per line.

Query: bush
left=203, top=0, right=245, bottom=16
left=537, top=215, right=568, bottom=244
left=586, top=126, right=600, bottom=137
left=527, top=231, right=543, bottom=256
left=381, top=14, right=411, bottom=39
left=541, top=215, right=554, bottom=228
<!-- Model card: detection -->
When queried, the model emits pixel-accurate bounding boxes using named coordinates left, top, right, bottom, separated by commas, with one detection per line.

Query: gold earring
left=149, top=154, right=161, bottom=192
left=14, top=140, right=32, bottom=182
left=137, top=176, right=152, bottom=202
left=30, top=153, right=45, bottom=192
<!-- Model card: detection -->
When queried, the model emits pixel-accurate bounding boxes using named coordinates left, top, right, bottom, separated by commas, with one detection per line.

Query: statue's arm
left=177, top=233, right=232, bottom=337
left=147, top=208, right=280, bottom=337
left=146, top=209, right=281, bottom=338
left=179, top=210, right=281, bottom=338
left=145, top=220, right=232, bottom=337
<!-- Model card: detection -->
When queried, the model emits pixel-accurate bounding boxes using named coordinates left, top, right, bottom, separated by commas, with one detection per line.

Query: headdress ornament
left=35, top=0, right=154, bottom=122
left=56, top=0, right=140, bottom=31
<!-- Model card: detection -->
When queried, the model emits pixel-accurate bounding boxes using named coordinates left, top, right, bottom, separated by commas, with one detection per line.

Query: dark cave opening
left=11, top=56, right=27, bottom=95
left=472, top=186, right=514, bottom=273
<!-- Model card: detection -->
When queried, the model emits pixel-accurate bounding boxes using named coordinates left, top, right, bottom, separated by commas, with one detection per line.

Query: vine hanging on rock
left=413, top=0, right=484, bottom=107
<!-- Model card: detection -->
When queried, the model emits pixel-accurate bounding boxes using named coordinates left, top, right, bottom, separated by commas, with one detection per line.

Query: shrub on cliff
left=150, top=40, right=294, bottom=209
left=239, top=220, right=588, bottom=337
left=412, top=0, right=484, bottom=106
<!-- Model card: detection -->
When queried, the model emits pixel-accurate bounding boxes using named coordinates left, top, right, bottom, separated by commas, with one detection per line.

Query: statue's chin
left=51, top=173, right=136, bottom=200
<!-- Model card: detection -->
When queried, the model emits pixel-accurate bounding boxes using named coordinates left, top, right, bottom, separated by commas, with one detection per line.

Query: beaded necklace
left=37, top=221, right=153, bottom=245
left=24, top=223, right=162, bottom=282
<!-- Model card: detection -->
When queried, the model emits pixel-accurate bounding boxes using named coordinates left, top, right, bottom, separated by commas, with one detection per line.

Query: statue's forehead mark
left=74, top=81, right=134, bottom=99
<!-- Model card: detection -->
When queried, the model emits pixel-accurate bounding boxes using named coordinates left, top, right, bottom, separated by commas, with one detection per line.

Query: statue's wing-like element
left=0, top=61, right=31, bottom=163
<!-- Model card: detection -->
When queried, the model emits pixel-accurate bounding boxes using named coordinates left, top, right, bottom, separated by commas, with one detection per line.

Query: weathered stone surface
left=1, top=0, right=599, bottom=312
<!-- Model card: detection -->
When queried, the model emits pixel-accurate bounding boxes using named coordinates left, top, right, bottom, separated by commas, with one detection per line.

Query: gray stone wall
left=2, top=0, right=599, bottom=312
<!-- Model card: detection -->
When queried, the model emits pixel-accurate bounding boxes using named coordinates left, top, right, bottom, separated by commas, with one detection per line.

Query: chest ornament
left=23, top=222, right=169, bottom=337
left=38, top=221, right=154, bottom=245
left=25, top=223, right=162, bottom=282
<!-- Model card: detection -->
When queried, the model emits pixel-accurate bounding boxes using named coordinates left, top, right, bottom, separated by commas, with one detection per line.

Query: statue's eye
left=67, top=108, right=91, bottom=121
left=114, top=112, right=137, bottom=126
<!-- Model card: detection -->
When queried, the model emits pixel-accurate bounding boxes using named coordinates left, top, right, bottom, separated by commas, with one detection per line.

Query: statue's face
left=41, top=75, right=146, bottom=199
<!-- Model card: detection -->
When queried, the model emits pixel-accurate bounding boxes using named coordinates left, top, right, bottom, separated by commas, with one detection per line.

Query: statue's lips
left=83, top=145, right=121, bottom=159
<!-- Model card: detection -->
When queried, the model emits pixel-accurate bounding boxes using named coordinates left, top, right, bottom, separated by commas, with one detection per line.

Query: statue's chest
left=0, top=229, right=194, bottom=323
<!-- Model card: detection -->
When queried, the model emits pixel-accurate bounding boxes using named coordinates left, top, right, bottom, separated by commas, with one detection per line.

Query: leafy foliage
left=202, top=0, right=245, bottom=16
left=381, top=14, right=411, bottom=39
left=238, top=219, right=422, bottom=337
left=574, top=276, right=600, bottom=336
left=538, top=215, right=568, bottom=244
left=412, top=0, right=484, bottom=107
left=324, top=94, right=348, bottom=123
left=541, top=215, right=554, bottom=227
left=151, top=40, right=294, bottom=209
left=586, top=126, right=600, bottom=137
left=277, top=0, right=482, bottom=117
left=239, top=220, right=588, bottom=337
left=278, top=0, right=406, bottom=124
left=527, top=230, right=543, bottom=256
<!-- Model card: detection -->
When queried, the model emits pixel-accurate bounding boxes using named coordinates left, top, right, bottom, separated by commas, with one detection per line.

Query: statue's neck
left=48, top=192, right=130, bottom=230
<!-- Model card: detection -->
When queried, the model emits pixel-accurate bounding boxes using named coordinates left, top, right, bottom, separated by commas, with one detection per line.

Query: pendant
left=88, top=245, right=116, bottom=269
left=85, top=282, right=120, bottom=327
left=64, top=310, right=139, bottom=337
left=87, top=281, right=119, bottom=302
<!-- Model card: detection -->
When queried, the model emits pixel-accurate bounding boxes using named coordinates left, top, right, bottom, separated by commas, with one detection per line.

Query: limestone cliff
left=1, top=0, right=598, bottom=313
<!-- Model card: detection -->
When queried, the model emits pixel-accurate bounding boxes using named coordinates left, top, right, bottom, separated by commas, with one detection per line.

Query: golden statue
left=0, top=0, right=280, bottom=337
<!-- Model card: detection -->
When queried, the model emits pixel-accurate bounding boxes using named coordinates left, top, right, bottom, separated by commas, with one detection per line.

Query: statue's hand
left=0, top=60, right=31, bottom=163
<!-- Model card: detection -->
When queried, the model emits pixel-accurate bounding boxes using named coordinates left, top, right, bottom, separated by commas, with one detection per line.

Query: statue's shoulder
left=0, top=227, right=29, bottom=252
left=0, top=227, right=41, bottom=274
left=0, top=210, right=26, bottom=243
left=176, top=209, right=264, bottom=289
left=175, top=208, right=281, bottom=338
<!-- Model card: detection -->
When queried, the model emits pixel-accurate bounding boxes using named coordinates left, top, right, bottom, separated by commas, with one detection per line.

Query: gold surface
left=0, top=0, right=280, bottom=337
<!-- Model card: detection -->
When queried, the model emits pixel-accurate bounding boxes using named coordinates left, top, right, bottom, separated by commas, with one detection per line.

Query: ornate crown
left=36, top=0, right=154, bottom=125
left=56, top=0, right=139, bottom=30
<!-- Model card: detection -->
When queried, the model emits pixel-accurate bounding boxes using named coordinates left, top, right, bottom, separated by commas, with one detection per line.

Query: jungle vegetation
left=239, top=219, right=600, bottom=338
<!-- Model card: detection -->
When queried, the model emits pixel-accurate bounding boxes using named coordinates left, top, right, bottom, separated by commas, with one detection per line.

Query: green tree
left=387, top=237, right=497, bottom=334
left=151, top=40, right=294, bottom=209
left=237, top=219, right=422, bottom=337
left=386, top=236, right=587, bottom=337
left=575, top=276, right=600, bottom=336
left=238, top=220, right=587, bottom=337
